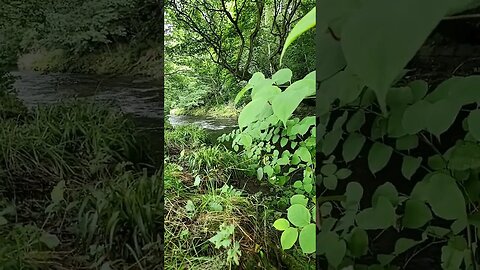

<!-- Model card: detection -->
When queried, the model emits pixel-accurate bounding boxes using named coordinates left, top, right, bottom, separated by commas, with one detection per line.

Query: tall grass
left=0, top=100, right=151, bottom=192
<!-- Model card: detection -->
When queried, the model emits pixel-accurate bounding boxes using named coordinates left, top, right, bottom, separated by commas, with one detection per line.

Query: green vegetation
left=165, top=0, right=315, bottom=115
left=318, top=1, right=480, bottom=269
left=165, top=3, right=316, bottom=269
left=0, top=66, right=163, bottom=268
left=0, top=0, right=163, bottom=76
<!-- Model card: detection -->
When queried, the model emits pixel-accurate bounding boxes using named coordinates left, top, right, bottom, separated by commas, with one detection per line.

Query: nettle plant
left=318, top=0, right=480, bottom=269
left=219, top=7, right=316, bottom=254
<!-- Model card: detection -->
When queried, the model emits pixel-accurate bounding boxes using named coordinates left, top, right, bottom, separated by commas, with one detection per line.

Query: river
left=11, top=71, right=237, bottom=158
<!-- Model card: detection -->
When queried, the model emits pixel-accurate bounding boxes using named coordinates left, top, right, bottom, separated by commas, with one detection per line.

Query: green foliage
left=0, top=100, right=148, bottom=186
left=221, top=8, right=316, bottom=256
left=318, top=1, right=480, bottom=268
left=165, top=124, right=208, bottom=154
left=76, top=168, right=163, bottom=266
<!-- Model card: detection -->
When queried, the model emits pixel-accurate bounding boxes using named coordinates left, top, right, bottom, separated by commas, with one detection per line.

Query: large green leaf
left=317, top=31, right=346, bottom=81
left=234, top=72, right=264, bottom=104
left=356, top=196, right=396, bottom=230
left=426, top=173, right=467, bottom=220
left=272, top=72, right=315, bottom=125
left=281, top=227, right=298, bottom=250
left=341, top=0, right=454, bottom=114
left=272, top=69, right=293, bottom=85
left=401, top=156, right=422, bottom=180
left=426, top=99, right=461, bottom=137
left=238, top=98, right=270, bottom=128
left=280, top=7, right=316, bottom=64
left=287, top=204, right=311, bottom=227
left=348, top=228, right=368, bottom=257
left=299, top=224, right=316, bottom=254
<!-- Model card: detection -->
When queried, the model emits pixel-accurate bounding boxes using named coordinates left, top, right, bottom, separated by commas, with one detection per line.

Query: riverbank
left=16, top=44, right=163, bottom=79
left=164, top=123, right=315, bottom=269
left=169, top=103, right=240, bottom=118
left=0, top=84, right=163, bottom=269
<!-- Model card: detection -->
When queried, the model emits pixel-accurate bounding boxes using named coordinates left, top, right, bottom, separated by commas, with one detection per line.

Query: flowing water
left=11, top=71, right=237, bottom=157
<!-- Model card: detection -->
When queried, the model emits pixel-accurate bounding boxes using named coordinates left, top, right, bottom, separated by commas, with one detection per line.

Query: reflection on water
left=167, top=114, right=237, bottom=130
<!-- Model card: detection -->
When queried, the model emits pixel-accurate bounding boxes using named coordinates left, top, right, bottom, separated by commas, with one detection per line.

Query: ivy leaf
left=467, top=109, right=480, bottom=141
left=401, top=156, right=422, bottom=180
left=299, top=224, right=316, bottom=254
left=287, top=204, right=311, bottom=227
left=368, top=142, right=393, bottom=174
left=341, top=0, right=453, bottom=115
left=342, top=133, right=366, bottom=163
left=281, top=227, right=298, bottom=250
left=272, top=68, right=293, bottom=85
left=273, top=218, right=290, bottom=231
left=403, top=199, right=432, bottom=228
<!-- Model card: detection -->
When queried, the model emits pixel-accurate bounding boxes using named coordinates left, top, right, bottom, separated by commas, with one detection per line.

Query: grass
left=0, top=87, right=162, bottom=269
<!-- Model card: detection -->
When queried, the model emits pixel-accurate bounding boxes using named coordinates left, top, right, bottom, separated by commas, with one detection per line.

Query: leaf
left=356, top=196, right=396, bottom=230
left=321, top=164, right=337, bottom=176
left=238, top=98, right=270, bottom=128
left=322, top=128, right=343, bottom=156
left=468, top=109, right=480, bottom=141
left=325, top=237, right=346, bottom=268
left=448, top=142, right=480, bottom=170
left=402, top=156, right=422, bottom=180
left=280, top=7, right=316, bottom=64
left=342, top=133, right=366, bottom=162
left=372, top=183, right=399, bottom=207
left=402, top=100, right=430, bottom=134
left=272, top=68, right=293, bottom=85
left=426, top=173, right=467, bottom=220
left=426, top=99, right=461, bottom=137
left=368, top=142, right=393, bottom=174
left=280, top=137, right=288, bottom=147
left=348, top=228, right=369, bottom=257
left=51, top=180, right=65, bottom=205
left=346, top=111, right=365, bottom=132
left=403, top=199, right=432, bottom=228
left=40, top=232, right=60, bottom=249
left=273, top=218, right=290, bottom=231
left=317, top=31, right=346, bottom=81
left=272, top=72, right=315, bottom=125
left=396, top=135, right=418, bottom=150
left=341, top=0, right=454, bottom=115
left=280, top=227, right=298, bottom=250
left=299, top=224, right=316, bottom=254
left=287, top=204, right=311, bottom=227
left=345, top=182, right=363, bottom=204
left=324, top=175, right=338, bottom=190
left=194, top=175, right=201, bottom=187
left=394, top=238, right=422, bottom=255
left=235, top=72, right=264, bottom=104
left=295, top=146, right=312, bottom=163
left=290, top=194, right=308, bottom=207
left=408, top=80, right=429, bottom=101
left=256, top=168, right=263, bottom=180
left=336, top=168, right=352, bottom=179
